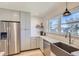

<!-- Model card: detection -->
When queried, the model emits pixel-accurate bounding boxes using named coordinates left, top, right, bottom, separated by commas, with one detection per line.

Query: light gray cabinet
left=21, top=30, right=31, bottom=50
left=30, top=37, right=40, bottom=49
left=20, top=12, right=31, bottom=51
left=30, top=37, right=37, bottom=49
left=0, top=9, right=19, bottom=21
left=43, top=40, right=51, bottom=56
left=21, top=30, right=26, bottom=50
left=20, top=12, right=30, bottom=29
left=36, top=37, right=40, bottom=48
left=40, top=38, right=44, bottom=53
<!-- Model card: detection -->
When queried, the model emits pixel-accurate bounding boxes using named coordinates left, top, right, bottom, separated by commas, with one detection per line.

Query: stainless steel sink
left=51, top=42, right=79, bottom=56
left=54, top=42, right=79, bottom=53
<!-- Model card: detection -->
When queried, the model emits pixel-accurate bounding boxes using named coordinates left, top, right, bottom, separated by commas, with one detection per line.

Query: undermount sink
left=53, top=42, right=79, bottom=53
left=51, top=42, right=79, bottom=56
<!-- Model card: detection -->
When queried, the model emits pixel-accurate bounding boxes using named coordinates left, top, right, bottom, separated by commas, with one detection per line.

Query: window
left=49, top=11, right=79, bottom=36
left=61, top=12, right=79, bottom=36
left=49, top=8, right=79, bottom=36
left=49, top=16, right=60, bottom=33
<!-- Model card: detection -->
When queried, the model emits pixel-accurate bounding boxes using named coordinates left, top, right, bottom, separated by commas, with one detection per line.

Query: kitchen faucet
left=65, top=32, right=72, bottom=44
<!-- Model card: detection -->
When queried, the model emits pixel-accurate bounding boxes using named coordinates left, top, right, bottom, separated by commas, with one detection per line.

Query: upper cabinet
left=20, top=12, right=31, bottom=51
left=0, top=9, right=19, bottom=21
left=20, top=12, right=31, bottom=29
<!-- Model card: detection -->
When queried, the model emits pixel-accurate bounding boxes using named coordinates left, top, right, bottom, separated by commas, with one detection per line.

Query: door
left=8, top=22, right=20, bottom=55
left=30, top=37, right=37, bottom=49
left=43, top=40, right=51, bottom=56
left=21, top=30, right=26, bottom=51
left=0, top=22, right=8, bottom=32
left=20, top=12, right=31, bottom=51
left=36, top=37, right=40, bottom=48
left=40, top=38, right=44, bottom=53
left=25, top=30, right=31, bottom=50
left=20, top=12, right=30, bottom=29
left=0, top=22, right=8, bottom=55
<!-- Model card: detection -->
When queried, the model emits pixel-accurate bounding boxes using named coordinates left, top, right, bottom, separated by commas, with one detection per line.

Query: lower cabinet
left=21, top=30, right=31, bottom=51
left=36, top=37, right=40, bottom=48
left=40, top=37, right=44, bottom=53
left=39, top=38, right=56, bottom=56
left=30, top=37, right=37, bottom=49
left=30, top=37, right=40, bottom=49
left=40, top=38, right=71, bottom=56
left=43, top=40, right=51, bottom=56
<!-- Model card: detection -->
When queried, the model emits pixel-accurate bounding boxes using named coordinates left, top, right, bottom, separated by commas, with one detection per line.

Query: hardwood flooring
left=14, top=49, right=44, bottom=56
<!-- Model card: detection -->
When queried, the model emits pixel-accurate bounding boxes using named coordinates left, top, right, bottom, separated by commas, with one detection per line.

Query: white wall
left=31, top=16, right=43, bottom=37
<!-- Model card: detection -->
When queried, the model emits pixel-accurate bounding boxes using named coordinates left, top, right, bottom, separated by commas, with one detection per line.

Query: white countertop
left=40, top=36, right=59, bottom=43
left=40, top=35, right=79, bottom=49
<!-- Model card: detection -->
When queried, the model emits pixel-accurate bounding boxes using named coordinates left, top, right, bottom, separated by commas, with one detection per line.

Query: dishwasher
left=43, top=40, right=51, bottom=56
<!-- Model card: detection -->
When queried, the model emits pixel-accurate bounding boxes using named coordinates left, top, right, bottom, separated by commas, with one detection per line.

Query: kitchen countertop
left=40, top=35, right=79, bottom=49
left=40, top=36, right=59, bottom=43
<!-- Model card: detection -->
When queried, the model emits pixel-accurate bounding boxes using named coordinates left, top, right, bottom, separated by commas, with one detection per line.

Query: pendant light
left=63, top=1, right=71, bottom=16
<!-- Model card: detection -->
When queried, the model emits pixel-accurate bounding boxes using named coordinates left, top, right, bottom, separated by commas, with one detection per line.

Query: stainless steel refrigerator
left=0, top=21, right=20, bottom=55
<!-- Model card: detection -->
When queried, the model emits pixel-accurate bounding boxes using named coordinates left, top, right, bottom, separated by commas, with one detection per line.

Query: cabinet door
left=21, top=29, right=31, bottom=51
left=30, top=37, right=37, bottom=49
left=43, top=40, right=51, bottom=56
left=25, top=30, right=31, bottom=50
left=36, top=37, right=40, bottom=48
left=20, top=12, right=30, bottom=29
left=20, top=12, right=31, bottom=51
left=21, top=30, right=26, bottom=51
left=0, top=9, right=19, bottom=21
left=40, top=38, right=44, bottom=52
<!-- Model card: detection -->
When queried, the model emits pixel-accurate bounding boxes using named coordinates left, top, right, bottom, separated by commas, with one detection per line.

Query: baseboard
left=9, top=48, right=43, bottom=56
left=20, top=48, right=40, bottom=52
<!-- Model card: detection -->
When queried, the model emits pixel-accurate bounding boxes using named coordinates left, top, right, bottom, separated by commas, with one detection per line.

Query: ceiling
left=0, top=2, right=61, bottom=17
left=0, top=2, right=79, bottom=18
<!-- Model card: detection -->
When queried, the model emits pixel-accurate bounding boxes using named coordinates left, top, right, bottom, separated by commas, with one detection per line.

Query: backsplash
left=47, top=33, right=79, bottom=47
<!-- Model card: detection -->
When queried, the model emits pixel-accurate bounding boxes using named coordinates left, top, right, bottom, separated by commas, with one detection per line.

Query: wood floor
left=14, top=49, right=44, bottom=56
